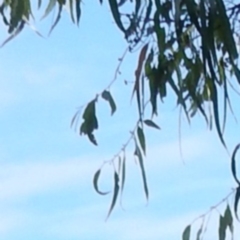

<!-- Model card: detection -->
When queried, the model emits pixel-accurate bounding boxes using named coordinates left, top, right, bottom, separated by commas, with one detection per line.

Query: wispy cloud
left=0, top=157, right=98, bottom=201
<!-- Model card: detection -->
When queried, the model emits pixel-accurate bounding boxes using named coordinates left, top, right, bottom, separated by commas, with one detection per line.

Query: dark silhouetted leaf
left=132, top=43, right=148, bottom=118
left=219, top=215, right=226, bottom=240
left=182, top=225, right=191, bottom=240
left=134, top=143, right=148, bottom=200
left=224, top=205, right=233, bottom=233
left=137, top=126, right=146, bottom=155
left=106, top=171, right=119, bottom=220
left=196, top=224, right=203, bottom=240
left=93, top=169, right=110, bottom=195
left=102, top=90, right=117, bottom=115
left=231, top=143, right=240, bottom=185
left=76, top=0, right=81, bottom=25
left=121, top=154, right=126, bottom=195
left=87, top=132, right=98, bottom=146
left=144, top=119, right=161, bottom=130
left=80, top=100, right=98, bottom=145
left=108, top=0, right=125, bottom=32
left=234, top=186, right=240, bottom=221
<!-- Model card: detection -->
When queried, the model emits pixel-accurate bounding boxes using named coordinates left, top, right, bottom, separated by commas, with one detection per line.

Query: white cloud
left=0, top=157, right=98, bottom=201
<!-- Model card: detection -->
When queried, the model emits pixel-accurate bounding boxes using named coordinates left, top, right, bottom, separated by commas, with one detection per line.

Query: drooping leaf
left=48, top=4, right=62, bottom=35
left=93, top=169, right=110, bottom=195
left=102, top=90, right=117, bottom=115
left=41, top=0, right=57, bottom=20
left=69, top=0, right=75, bottom=23
left=224, top=205, right=233, bottom=233
left=196, top=223, right=203, bottom=240
left=132, top=43, right=148, bottom=118
left=108, top=0, right=125, bottom=33
left=80, top=100, right=98, bottom=145
left=38, top=0, right=42, bottom=9
left=144, top=119, right=161, bottom=130
left=219, top=215, right=226, bottom=240
left=1, top=21, right=25, bottom=47
left=234, top=186, right=240, bottom=221
left=120, top=153, right=126, bottom=196
left=216, top=0, right=238, bottom=60
left=87, top=132, right=98, bottom=146
left=231, top=143, right=240, bottom=185
left=137, top=126, right=146, bottom=155
left=134, top=143, right=148, bottom=200
left=210, top=79, right=227, bottom=148
left=106, top=171, right=120, bottom=220
left=182, top=225, right=191, bottom=240
left=76, top=0, right=81, bottom=25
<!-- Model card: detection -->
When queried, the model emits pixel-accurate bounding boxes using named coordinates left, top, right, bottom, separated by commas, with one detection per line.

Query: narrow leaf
left=76, top=0, right=81, bottom=25
left=135, top=143, right=149, bottom=200
left=224, top=205, right=233, bottom=233
left=144, top=119, right=161, bottom=130
left=41, top=0, right=57, bottom=19
left=182, top=225, right=191, bottom=240
left=87, top=132, right=98, bottom=146
left=231, top=143, right=240, bottom=185
left=219, top=215, right=226, bottom=240
left=234, top=186, right=240, bottom=221
left=196, top=224, right=203, bottom=240
left=132, top=43, right=148, bottom=118
left=121, top=154, right=126, bottom=195
left=137, top=126, right=146, bottom=155
left=106, top=171, right=120, bottom=220
left=108, top=0, right=125, bottom=32
left=93, top=169, right=110, bottom=195
left=69, top=0, right=75, bottom=23
left=1, top=21, right=25, bottom=48
left=48, top=4, right=62, bottom=35
left=102, top=90, right=117, bottom=115
left=211, top=80, right=227, bottom=148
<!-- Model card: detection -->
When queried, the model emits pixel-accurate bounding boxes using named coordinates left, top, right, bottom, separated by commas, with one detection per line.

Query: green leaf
left=48, top=4, right=62, bottom=35
left=196, top=224, right=203, bottom=240
left=224, top=205, right=233, bottom=233
left=41, top=0, right=57, bottom=20
left=132, top=43, right=148, bottom=118
left=106, top=171, right=120, bottom=220
left=216, top=0, right=238, bottom=60
left=80, top=100, right=98, bottom=145
left=108, top=0, right=125, bottom=32
left=87, top=132, right=98, bottom=146
left=121, top=154, right=126, bottom=195
left=137, top=126, right=146, bottom=155
left=93, top=169, right=110, bottom=195
left=182, top=225, right=191, bottom=240
left=210, top=80, right=227, bottom=148
left=144, top=119, right=160, bottom=130
left=134, top=143, right=148, bottom=200
left=234, top=186, right=240, bottom=221
left=69, top=0, right=75, bottom=23
left=102, top=90, right=117, bottom=115
left=231, top=144, right=240, bottom=185
left=1, top=21, right=25, bottom=48
left=219, top=215, right=226, bottom=240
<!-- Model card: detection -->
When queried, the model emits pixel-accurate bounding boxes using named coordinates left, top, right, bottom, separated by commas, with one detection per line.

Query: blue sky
left=0, top=1, right=240, bottom=240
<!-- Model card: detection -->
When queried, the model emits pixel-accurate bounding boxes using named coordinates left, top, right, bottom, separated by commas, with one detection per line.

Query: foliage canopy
left=1, top=0, right=240, bottom=239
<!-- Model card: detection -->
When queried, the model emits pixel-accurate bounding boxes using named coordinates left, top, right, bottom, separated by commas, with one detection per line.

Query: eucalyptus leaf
left=102, top=90, right=117, bottom=115
left=106, top=171, right=120, bottom=220
left=182, top=225, right=191, bottom=240
left=93, top=169, right=110, bottom=195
